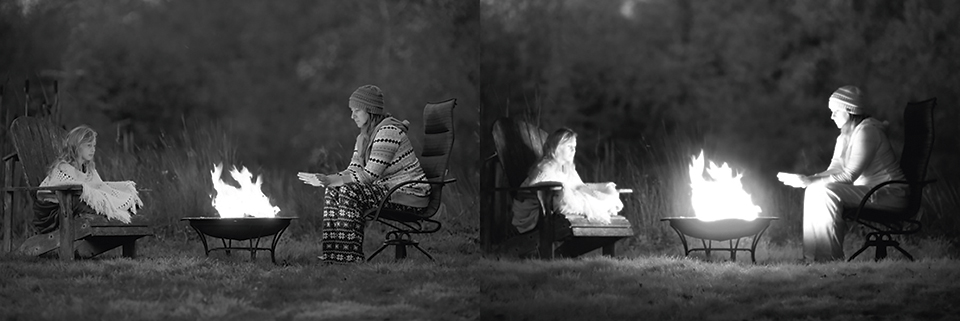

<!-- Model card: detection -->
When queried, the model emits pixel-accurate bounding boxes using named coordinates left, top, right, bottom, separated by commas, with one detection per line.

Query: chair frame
left=845, top=97, right=937, bottom=262
left=364, top=98, right=458, bottom=261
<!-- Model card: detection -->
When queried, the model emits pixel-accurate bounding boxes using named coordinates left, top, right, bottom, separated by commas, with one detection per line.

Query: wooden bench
left=481, top=118, right=634, bottom=259
left=1, top=116, right=152, bottom=260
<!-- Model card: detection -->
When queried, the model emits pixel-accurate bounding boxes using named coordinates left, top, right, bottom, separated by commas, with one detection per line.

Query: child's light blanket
left=38, top=164, right=143, bottom=223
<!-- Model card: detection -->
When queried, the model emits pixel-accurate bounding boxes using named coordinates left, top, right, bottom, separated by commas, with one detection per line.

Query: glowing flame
left=688, top=150, right=761, bottom=221
left=210, top=163, right=280, bottom=218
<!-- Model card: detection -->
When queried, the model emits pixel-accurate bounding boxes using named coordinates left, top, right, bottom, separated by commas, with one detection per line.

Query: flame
left=209, top=163, right=280, bottom=218
left=688, top=150, right=761, bottom=221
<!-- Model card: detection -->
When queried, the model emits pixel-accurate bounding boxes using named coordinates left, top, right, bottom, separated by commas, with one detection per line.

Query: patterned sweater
left=338, top=117, right=430, bottom=207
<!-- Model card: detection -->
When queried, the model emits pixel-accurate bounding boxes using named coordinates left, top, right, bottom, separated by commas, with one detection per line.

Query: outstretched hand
left=298, top=172, right=325, bottom=187
left=297, top=172, right=344, bottom=187
left=777, top=172, right=809, bottom=188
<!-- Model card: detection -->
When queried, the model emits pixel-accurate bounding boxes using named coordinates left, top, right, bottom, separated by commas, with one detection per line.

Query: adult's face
left=828, top=100, right=850, bottom=129
left=350, top=107, right=369, bottom=128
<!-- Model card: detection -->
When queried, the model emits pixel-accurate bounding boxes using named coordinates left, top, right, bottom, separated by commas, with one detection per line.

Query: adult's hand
left=297, top=172, right=325, bottom=187
left=777, top=172, right=808, bottom=188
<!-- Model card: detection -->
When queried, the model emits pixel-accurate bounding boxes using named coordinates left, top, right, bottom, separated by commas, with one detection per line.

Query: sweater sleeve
left=827, top=125, right=881, bottom=184
left=338, top=135, right=366, bottom=181
left=343, top=125, right=403, bottom=184
left=821, top=134, right=846, bottom=176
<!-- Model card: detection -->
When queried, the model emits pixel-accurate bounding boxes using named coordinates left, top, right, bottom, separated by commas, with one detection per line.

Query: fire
left=209, top=163, right=280, bottom=218
left=688, top=150, right=761, bottom=221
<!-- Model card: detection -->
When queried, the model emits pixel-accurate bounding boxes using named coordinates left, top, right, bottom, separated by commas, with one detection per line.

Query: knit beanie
left=829, top=85, right=865, bottom=115
left=349, top=85, right=385, bottom=115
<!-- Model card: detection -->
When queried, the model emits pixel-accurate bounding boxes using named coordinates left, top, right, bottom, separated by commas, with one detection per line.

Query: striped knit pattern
left=339, top=122, right=430, bottom=207
left=830, top=85, right=864, bottom=115
left=320, top=183, right=425, bottom=263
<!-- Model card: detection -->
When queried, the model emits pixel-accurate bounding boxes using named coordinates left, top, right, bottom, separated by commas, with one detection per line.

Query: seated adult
left=777, top=85, right=907, bottom=262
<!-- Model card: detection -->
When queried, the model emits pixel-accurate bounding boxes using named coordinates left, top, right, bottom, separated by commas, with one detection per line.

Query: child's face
left=79, top=139, right=96, bottom=162
left=350, top=107, right=369, bottom=128
left=557, top=137, right=576, bottom=162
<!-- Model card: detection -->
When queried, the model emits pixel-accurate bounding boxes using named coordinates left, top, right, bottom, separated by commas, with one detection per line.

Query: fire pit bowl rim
left=181, top=216, right=297, bottom=241
left=660, top=216, right=778, bottom=241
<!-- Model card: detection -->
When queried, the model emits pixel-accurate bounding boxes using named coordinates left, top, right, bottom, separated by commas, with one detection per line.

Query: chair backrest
left=419, top=98, right=456, bottom=217
left=491, top=118, right=548, bottom=192
left=9, top=116, right=65, bottom=191
left=899, top=98, right=936, bottom=215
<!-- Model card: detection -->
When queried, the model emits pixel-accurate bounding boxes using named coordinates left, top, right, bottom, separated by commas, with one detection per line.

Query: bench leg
left=602, top=242, right=616, bottom=257
left=122, top=241, right=137, bottom=258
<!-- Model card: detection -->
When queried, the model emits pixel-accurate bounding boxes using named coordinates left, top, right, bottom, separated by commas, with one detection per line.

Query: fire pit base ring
left=661, top=217, right=778, bottom=263
left=181, top=217, right=297, bottom=264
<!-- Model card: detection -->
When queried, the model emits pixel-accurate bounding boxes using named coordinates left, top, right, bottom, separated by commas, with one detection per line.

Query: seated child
left=512, top=127, right=623, bottom=234
left=33, top=125, right=143, bottom=234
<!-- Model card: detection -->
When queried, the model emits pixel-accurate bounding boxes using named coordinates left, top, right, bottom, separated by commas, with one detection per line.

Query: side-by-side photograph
left=2, top=0, right=959, bottom=320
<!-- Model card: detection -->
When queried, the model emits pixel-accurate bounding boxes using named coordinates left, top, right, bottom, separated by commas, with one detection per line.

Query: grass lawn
left=0, top=236, right=480, bottom=321
left=3, top=233, right=960, bottom=320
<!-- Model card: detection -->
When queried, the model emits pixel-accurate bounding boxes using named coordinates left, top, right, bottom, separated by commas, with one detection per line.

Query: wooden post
left=23, top=80, right=29, bottom=117
left=57, top=190, right=74, bottom=261
left=2, top=159, right=11, bottom=253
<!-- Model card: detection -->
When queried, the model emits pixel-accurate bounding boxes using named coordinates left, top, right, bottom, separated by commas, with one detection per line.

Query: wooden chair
left=364, top=99, right=457, bottom=261
left=844, top=98, right=937, bottom=261
left=1, top=116, right=152, bottom=260
left=483, top=118, right=634, bottom=259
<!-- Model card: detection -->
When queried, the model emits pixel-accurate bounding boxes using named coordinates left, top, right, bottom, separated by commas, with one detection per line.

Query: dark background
left=1, top=0, right=479, bottom=175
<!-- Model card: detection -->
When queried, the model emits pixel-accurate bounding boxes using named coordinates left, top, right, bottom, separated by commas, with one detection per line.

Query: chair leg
left=601, top=242, right=615, bottom=257
left=368, top=243, right=390, bottom=262
left=892, top=244, right=915, bottom=261
left=412, top=244, right=435, bottom=261
left=122, top=241, right=136, bottom=258
left=847, top=244, right=871, bottom=262
left=394, top=242, right=408, bottom=260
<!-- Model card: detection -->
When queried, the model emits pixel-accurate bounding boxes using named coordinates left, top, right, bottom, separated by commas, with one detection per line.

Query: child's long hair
left=539, top=127, right=577, bottom=165
left=49, top=125, right=98, bottom=174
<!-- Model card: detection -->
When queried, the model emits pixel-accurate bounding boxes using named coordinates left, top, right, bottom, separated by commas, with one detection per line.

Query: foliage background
left=480, top=0, right=960, bottom=247
left=1, top=0, right=479, bottom=240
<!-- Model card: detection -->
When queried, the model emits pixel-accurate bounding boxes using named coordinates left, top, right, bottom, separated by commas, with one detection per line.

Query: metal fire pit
left=181, top=217, right=296, bottom=264
left=661, top=217, right=778, bottom=263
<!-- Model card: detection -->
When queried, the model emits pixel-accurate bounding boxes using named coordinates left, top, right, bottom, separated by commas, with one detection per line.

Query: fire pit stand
left=181, top=217, right=296, bottom=264
left=661, top=217, right=778, bottom=263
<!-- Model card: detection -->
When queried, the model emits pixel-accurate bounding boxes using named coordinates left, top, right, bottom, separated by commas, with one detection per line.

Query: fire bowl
left=181, top=217, right=297, bottom=264
left=661, top=217, right=778, bottom=241
left=181, top=217, right=295, bottom=240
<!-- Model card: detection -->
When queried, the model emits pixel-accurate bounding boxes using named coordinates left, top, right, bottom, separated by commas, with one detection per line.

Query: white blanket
left=38, top=163, right=143, bottom=223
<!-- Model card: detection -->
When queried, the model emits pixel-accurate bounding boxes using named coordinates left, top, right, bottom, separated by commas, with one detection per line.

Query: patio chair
left=484, top=118, right=633, bottom=259
left=844, top=97, right=937, bottom=262
left=1, top=116, right=152, bottom=260
left=364, top=98, right=457, bottom=261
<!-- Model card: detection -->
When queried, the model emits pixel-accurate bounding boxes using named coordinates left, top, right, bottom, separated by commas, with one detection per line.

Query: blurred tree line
left=1, top=0, right=478, bottom=174
left=480, top=0, right=959, bottom=181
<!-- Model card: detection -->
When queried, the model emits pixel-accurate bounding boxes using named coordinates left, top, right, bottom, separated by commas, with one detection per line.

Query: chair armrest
left=618, top=188, right=633, bottom=194
left=366, top=177, right=458, bottom=222
left=2, top=185, right=84, bottom=193
left=849, top=179, right=936, bottom=222
left=494, top=182, right=563, bottom=192
left=2, top=152, right=18, bottom=162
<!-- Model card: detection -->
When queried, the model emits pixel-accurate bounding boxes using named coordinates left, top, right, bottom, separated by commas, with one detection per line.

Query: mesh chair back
left=898, top=98, right=936, bottom=215
left=491, top=118, right=548, bottom=193
left=419, top=99, right=456, bottom=217
left=9, top=117, right=65, bottom=193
